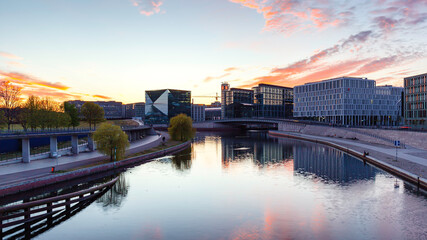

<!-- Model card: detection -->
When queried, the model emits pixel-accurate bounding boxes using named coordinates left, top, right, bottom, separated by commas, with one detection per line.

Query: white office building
left=191, top=104, right=206, bottom=122
left=294, top=77, right=403, bottom=126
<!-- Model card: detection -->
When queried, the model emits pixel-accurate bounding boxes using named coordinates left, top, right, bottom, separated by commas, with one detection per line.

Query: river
left=33, top=131, right=427, bottom=239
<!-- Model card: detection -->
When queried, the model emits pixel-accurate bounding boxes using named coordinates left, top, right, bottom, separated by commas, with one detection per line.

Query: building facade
left=252, top=83, right=293, bottom=118
left=191, top=104, right=206, bottom=122
left=125, top=102, right=145, bottom=120
left=145, top=89, right=191, bottom=124
left=205, top=107, right=221, bottom=121
left=66, top=100, right=125, bottom=119
left=404, top=73, right=427, bottom=128
left=294, top=77, right=403, bottom=126
left=221, top=85, right=254, bottom=119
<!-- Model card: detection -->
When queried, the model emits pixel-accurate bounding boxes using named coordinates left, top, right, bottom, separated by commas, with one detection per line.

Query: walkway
left=272, top=131, right=427, bottom=178
left=0, top=134, right=163, bottom=187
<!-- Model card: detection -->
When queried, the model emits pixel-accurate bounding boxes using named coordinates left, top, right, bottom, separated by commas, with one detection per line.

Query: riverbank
left=269, top=130, right=427, bottom=190
left=0, top=139, right=191, bottom=197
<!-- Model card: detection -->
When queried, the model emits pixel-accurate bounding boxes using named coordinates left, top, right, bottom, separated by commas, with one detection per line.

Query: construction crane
left=192, top=93, right=219, bottom=104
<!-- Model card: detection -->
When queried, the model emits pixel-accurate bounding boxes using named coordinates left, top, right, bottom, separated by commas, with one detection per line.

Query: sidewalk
left=273, top=131, right=427, bottom=179
left=0, top=134, right=163, bottom=187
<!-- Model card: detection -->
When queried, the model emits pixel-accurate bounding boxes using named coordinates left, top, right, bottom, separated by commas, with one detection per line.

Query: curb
left=0, top=141, right=191, bottom=197
left=269, top=130, right=427, bottom=191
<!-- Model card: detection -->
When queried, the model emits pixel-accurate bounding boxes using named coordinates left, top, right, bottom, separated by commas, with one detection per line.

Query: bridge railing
left=0, top=128, right=92, bottom=135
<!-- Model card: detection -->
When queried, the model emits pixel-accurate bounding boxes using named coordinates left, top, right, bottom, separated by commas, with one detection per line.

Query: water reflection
left=30, top=132, right=427, bottom=240
left=292, top=140, right=378, bottom=183
left=222, top=132, right=378, bottom=184
left=171, top=146, right=193, bottom=171
left=96, top=174, right=129, bottom=209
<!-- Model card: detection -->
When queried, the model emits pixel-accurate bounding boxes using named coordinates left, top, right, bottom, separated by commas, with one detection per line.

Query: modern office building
left=191, top=104, right=206, bottom=122
left=145, top=89, right=191, bottom=124
left=125, top=102, right=145, bottom=120
left=221, top=82, right=254, bottom=119
left=293, top=77, right=403, bottom=126
left=404, top=73, right=427, bottom=128
left=205, top=107, right=221, bottom=121
left=252, top=83, right=293, bottom=118
left=66, top=100, right=125, bottom=119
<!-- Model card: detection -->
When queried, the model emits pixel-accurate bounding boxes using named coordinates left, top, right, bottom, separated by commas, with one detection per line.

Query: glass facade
left=145, top=89, right=191, bottom=124
left=223, top=88, right=254, bottom=118
left=404, top=73, right=427, bottom=128
left=294, top=77, right=403, bottom=126
left=252, top=84, right=293, bottom=118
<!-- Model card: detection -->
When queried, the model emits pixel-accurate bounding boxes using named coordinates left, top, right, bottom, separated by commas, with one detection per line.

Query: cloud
left=132, top=0, right=164, bottom=16
left=0, top=70, right=69, bottom=90
left=93, top=94, right=112, bottom=100
left=232, top=30, right=425, bottom=88
left=224, top=67, right=238, bottom=72
left=0, top=51, right=22, bottom=60
left=251, top=31, right=373, bottom=85
left=229, top=0, right=344, bottom=34
left=374, top=16, right=399, bottom=32
left=230, top=0, right=427, bottom=35
left=351, top=56, right=399, bottom=76
left=0, top=70, right=112, bottom=102
left=203, top=73, right=231, bottom=83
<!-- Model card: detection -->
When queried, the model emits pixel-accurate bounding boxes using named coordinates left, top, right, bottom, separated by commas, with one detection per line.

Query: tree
left=0, top=81, right=22, bottom=130
left=168, top=114, right=195, bottom=141
left=18, top=96, right=71, bottom=130
left=81, top=102, right=104, bottom=130
left=0, top=110, right=6, bottom=129
left=63, top=102, right=80, bottom=128
left=21, top=95, right=41, bottom=130
left=93, top=123, right=129, bottom=161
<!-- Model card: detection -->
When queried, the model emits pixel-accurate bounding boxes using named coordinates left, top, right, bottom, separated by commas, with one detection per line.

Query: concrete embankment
left=0, top=141, right=191, bottom=197
left=269, top=130, right=427, bottom=191
left=278, top=121, right=427, bottom=149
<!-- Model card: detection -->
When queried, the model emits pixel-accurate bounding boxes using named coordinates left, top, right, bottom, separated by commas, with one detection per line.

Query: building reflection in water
left=96, top=174, right=129, bottom=209
left=221, top=132, right=378, bottom=184
left=293, top=141, right=378, bottom=183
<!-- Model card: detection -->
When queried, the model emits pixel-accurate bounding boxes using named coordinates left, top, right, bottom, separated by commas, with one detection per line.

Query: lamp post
left=114, top=146, right=117, bottom=162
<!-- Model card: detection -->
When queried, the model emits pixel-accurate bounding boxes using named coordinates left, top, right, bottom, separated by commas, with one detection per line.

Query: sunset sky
left=1, top=0, right=426, bottom=104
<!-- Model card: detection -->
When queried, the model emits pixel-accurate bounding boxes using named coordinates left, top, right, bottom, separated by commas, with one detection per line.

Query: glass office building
left=404, top=73, right=427, bottom=128
left=221, top=83, right=254, bottom=119
left=145, top=89, right=191, bottom=124
left=294, top=77, right=403, bottom=126
left=252, top=83, right=293, bottom=118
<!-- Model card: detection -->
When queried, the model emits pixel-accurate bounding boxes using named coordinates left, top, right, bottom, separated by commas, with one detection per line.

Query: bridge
left=0, top=126, right=157, bottom=163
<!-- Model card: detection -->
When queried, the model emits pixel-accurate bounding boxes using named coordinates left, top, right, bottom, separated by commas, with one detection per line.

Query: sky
left=1, top=0, right=426, bottom=104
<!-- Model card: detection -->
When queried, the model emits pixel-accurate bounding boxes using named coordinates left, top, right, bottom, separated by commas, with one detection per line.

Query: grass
left=126, top=140, right=184, bottom=158
left=57, top=140, right=185, bottom=173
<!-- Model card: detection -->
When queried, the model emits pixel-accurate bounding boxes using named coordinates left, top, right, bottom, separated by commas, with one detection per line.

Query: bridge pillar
left=22, top=138, right=30, bottom=163
left=71, top=135, right=79, bottom=155
left=88, top=135, right=95, bottom=151
left=50, top=136, right=58, bottom=158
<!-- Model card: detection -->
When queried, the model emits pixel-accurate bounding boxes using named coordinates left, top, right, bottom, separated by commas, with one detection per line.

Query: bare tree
left=0, top=81, right=22, bottom=130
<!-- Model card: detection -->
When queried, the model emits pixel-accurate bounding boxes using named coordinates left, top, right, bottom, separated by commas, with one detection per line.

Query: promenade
left=270, top=130, right=427, bottom=179
left=0, top=134, right=164, bottom=187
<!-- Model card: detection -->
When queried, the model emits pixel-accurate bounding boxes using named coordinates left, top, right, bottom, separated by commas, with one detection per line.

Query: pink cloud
left=229, top=0, right=343, bottom=34
left=132, top=0, right=163, bottom=16
left=0, top=51, right=22, bottom=60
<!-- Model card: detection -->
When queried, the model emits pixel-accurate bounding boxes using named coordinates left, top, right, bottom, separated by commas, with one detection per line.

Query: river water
left=36, top=132, right=427, bottom=240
